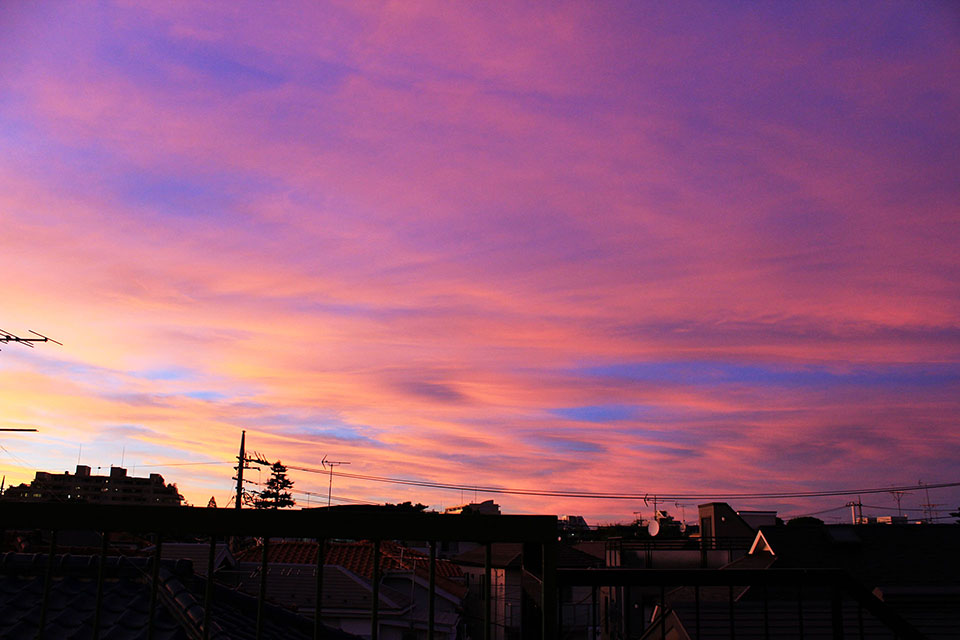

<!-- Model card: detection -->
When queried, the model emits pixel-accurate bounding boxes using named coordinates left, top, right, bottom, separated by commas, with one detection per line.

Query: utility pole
left=321, top=455, right=350, bottom=507
left=235, top=431, right=246, bottom=510
left=233, top=431, right=269, bottom=509
left=846, top=498, right=864, bottom=524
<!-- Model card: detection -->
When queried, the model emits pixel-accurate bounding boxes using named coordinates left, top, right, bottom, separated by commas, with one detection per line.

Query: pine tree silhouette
left=254, top=461, right=295, bottom=509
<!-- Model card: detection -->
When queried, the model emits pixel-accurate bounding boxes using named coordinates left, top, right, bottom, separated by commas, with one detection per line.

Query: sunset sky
left=1, top=2, right=958, bottom=523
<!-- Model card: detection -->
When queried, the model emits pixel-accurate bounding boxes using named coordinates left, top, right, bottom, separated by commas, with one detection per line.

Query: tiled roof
left=145, top=542, right=235, bottom=577
left=0, top=553, right=359, bottom=640
left=227, top=564, right=413, bottom=615
left=235, top=540, right=465, bottom=596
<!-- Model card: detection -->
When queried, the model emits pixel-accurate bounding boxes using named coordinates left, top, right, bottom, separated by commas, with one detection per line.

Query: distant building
left=697, top=502, right=769, bottom=541
left=559, top=514, right=590, bottom=539
left=443, top=499, right=500, bottom=515
left=857, top=515, right=909, bottom=525
left=1, top=465, right=182, bottom=506
left=453, top=542, right=603, bottom=640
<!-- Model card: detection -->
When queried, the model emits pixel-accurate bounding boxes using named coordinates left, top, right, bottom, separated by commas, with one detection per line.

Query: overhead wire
left=0, top=443, right=35, bottom=470
left=137, top=457, right=959, bottom=505
left=282, top=463, right=960, bottom=502
left=135, top=461, right=234, bottom=468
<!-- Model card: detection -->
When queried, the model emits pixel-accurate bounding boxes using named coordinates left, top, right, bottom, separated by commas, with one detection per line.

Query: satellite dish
left=647, top=520, right=660, bottom=537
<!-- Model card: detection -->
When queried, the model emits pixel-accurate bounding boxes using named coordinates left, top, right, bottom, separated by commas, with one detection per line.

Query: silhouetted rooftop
left=0, top=552, right=359, bottom=639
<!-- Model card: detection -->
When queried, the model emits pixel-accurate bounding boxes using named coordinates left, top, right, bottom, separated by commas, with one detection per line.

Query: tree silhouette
left=385, top=501, right=429, bottom=512
left=254, top=461, right=295, bottom=509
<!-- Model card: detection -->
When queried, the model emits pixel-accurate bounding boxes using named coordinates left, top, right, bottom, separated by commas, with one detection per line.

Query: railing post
left=372, top=540, right=381, bottom=640
left=728, top=584, right=735, bottom=640
left=37, top=529, right=57, bottom=640
left=797, top=584, right=804, bottom=639
left=831, top=586, right=843, bottom=640
left=763, top=583, right=769, bottom=640
left=542, top=539, right=557, bottom=640
left=484, top=542, right=492, bottom=640
left=558, top=578, right=563, bottom=636
left=315, top=537, right=326, bottom=640
left=660, top=584, right=666, bottom=640
left=203, top=535, right=216, bottom=639
left=591, top=585, right=598, bottom=640
left=257, top=536, right=269, bottom=640
left=148, top=534, right=162, bottom=640
left=93, top=531, right=109, bottom=640
left=858, top=601, right=865, bottom=639
left=428, top=540, right=436, bottom=640
left=695, top=585, right=701, bottom=640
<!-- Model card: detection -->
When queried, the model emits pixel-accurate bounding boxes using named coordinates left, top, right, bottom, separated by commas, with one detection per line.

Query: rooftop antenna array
left=321, top=455, right=350, bottom=508
left=1, top=328, right=58, bottom=433
left=918, top=480, right=942, bottom=524
left=0, top=329, right=62, bottom=351
left=888, top=488, right=910, bottom=518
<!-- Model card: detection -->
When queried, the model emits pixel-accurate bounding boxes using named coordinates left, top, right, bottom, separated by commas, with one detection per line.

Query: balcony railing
left=1, top=502, right=558, bottom=640
left=2, top=503, right=931, bottom=640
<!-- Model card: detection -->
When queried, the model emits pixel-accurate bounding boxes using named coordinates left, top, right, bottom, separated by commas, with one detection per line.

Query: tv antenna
left=918, top=480, right=943, bottom=524
left=674, top=501, right=688, bottom=524
left=0, top=329, right=62, bottom=351
left=321, top=455, right=350, bottom=507
left=643, top=493, right=660, bottom=516
left=888, top=489, right=911, bottom=518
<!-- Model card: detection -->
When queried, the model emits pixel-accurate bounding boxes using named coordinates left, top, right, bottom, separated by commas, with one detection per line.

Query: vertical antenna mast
left=321, top=455, right=350, bottom=507
left=889, top=489, right=909, bottom=518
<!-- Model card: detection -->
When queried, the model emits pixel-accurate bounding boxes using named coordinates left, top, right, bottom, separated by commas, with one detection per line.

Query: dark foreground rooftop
left=0, top=552, right=359, bottom=640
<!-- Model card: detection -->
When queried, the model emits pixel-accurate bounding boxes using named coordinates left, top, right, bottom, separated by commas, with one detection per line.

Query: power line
left=787, top=504, right=851, bottom=519
left=135, top=461, right=234, bottom=468
left=281, top=464, right=960, bottom=502
left=860, top=503, right=927, bottom=513
left=293, top=489, right=374, bottom=506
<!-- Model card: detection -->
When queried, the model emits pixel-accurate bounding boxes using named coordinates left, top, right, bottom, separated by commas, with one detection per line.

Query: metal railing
left=2, top=503, right=931, bottom=640
left=1, top=502, right=558, bottom=640
left=558, top=568, right=925, bottom=639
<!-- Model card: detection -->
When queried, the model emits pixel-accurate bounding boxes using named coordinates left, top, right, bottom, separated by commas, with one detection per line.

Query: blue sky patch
left=577, top=360, right=960, bottom=389
left=550, top=404, right=635, bottom=423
